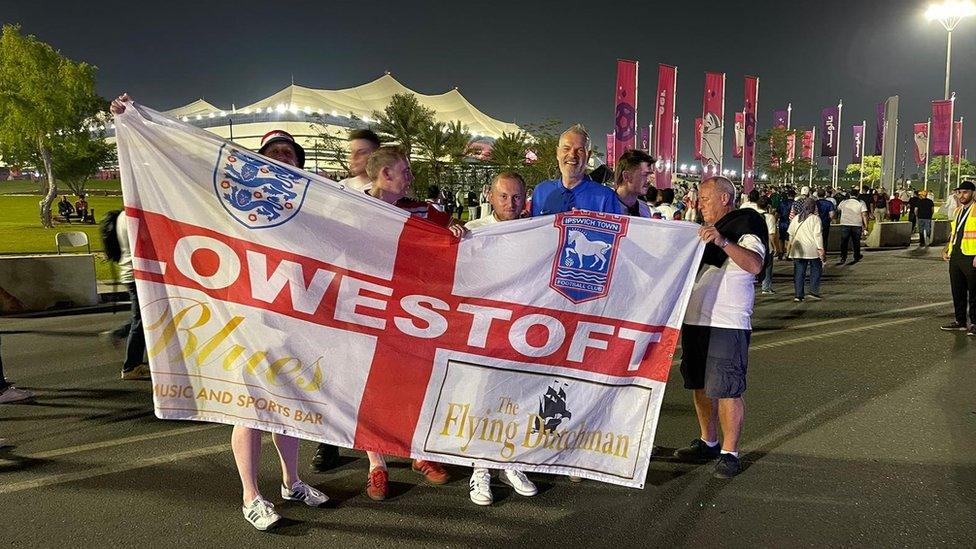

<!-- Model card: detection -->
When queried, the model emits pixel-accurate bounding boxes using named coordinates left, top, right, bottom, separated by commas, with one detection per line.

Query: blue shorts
left=679, top=324, right=751, bottom=399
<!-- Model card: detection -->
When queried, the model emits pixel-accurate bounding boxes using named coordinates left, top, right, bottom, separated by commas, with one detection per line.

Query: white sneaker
left=499, top=469, right=538, bottom=496
left=242, top=497, right=281, bottom=531
left=0, top=386, right=34, bottom=404
left=281, top=480, right=328, bottom=506
left=469, top=468, right=493, bottom=506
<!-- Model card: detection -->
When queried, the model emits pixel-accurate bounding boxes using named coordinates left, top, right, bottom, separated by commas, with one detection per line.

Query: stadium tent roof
left=163, top=74, right=520, bottom=139
left=163, top=99, right=223, bottom=120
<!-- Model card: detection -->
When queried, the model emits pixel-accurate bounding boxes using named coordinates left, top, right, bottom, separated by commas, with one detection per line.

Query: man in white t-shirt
left=836, top=193, right=868, bottom=265
left=462, top=171, right=539, bottom=505
left=466, top=172, right=528, bottom=229
left=338, top=129, right=381, bottom=192
left=673, top=176, right=765, bottom=479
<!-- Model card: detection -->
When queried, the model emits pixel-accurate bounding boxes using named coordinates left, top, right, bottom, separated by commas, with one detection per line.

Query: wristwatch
left=718, top=238, right=730, bottom=249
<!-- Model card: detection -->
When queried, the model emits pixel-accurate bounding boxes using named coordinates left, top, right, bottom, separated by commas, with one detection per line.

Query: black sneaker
left=310, top=443, right=340, bottom=472
left=940, top=322, right=968, bottom=331
left=673, top=439, right=721, bottom=463
left=713, top=454, right=741, bottom=479
left=968, top=325, right=976, bottom=337
left=835, top=259, right=847, bottom=266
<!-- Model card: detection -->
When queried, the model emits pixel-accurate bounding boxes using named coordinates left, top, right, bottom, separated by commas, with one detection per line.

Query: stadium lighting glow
left=331, top=110, right=337, bottom=116
left=195, top=115, right=202, bottom=120
left=690, top=165, right=698, bottom=172
left=219, top=111, right=227, bottom=117
left=266, top=107, right=273, bottom=114
left=181, top=116, right=188, bottom=122
left=761, top=173, right=768, bottom=180
left=208, top=113, right=215, bottom=118
left=926, top=1, right=975, bottom=100
left=925, top=1, right=976, bottom=23
left=680, top=164, right=688, bottom=171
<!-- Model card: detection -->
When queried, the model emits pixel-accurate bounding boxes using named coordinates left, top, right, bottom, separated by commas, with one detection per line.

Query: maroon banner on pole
left=733, top=112, right=744, bottom=158
left=606, top=132, right=616, bottom=168
left=694, top=117, right=703, bottom=160
left=821, top=106, right=839, bottom=157
left=743, top=76, right=759, bottom=192
left=654, top=64, right=677, bottom=189
left=613, top=59, right=638, bottom=163
left=773, top=109, right=788, bottom=129
left=786, top=132, right=796, bottom=162
left=852, top=125, right=864, bottom=163
left=639, top=126, right=650, bottom=154
left=913, top=123, right=929, bottom=166
left=931, top=100, right=953, bottom=155
left=954, top=120, right=963, bottom=163
left=700, top=72, right=725, bottom=174
left=801, top=130, right=814, bottom=160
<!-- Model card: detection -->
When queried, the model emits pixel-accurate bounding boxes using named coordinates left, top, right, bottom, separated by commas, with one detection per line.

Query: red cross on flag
left=113, top=103, right=705, bottom=488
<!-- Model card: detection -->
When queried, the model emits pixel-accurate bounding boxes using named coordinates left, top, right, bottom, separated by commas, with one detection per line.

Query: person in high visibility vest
left=941, top=180, right=976, bottom=336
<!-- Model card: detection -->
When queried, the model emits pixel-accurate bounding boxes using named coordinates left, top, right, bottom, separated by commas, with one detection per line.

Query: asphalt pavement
left=1, top=245, right=974, bottom=548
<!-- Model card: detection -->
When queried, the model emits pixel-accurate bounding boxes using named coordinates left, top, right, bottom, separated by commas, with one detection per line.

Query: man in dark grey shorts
left=673, top=176, right=766, bottom=479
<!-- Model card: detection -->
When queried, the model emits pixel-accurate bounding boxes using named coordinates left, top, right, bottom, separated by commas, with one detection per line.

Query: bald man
left=673, top=176, right=767, bottom=479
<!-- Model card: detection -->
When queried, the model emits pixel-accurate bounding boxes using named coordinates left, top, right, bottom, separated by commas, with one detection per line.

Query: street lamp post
left=926, top=1, right=976, bottom=100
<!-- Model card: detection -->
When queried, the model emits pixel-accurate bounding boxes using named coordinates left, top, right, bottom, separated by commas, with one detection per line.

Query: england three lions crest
left=213, top=145, right=311, bottom=229
left=550, top=213, right=629, bottom=304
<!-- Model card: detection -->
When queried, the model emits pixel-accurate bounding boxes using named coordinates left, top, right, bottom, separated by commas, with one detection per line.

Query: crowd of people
left=2, top=93, right=972, bottom=532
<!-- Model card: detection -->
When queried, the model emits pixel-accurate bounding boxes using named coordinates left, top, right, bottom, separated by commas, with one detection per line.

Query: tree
left=372, top=93, right=435, bottom=157
left=926, top=156, right=975, bottom=189
left=0, top=25, right=104, bottom=227
left=413, top=120, right=473, bottom=201
left=50, top=128, right=116, bottom=196
left=755, top=127, right=815, bottom=186
left=307, top=116, right=353, bottom=174
left=844, top=156, right=881, bottom=188
left=487, top=130, right=531, bottom=171
left=521, top=120, right=563, bottom=187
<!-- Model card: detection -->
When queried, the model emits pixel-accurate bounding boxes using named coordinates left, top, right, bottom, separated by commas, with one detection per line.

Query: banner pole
left=947, top=93, right=955, bottom=200
left=924, top=118, right=931, bottom=191
left=891, top=114, right=899, bottom=196
left=957, top=116, right=963, bottom=188
left=859, top=119, right=866, bottom=188
left=809, top=127, right=816, bottom=183
left=836, top=100, right=843, bottom=189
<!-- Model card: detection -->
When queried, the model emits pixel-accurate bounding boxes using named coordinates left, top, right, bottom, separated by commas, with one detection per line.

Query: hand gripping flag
left=114, top=103, right=705, bottom=488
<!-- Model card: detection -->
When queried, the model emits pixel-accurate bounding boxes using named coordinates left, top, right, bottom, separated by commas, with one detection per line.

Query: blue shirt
left=776, top=198, right=795, bottom=229
left=816, top=199, right=835, bottom=226
left=530, top=178, right=625, bottom=216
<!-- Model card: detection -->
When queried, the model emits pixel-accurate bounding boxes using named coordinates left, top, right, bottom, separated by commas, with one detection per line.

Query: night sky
left=3, top=0, right=974, bottom=169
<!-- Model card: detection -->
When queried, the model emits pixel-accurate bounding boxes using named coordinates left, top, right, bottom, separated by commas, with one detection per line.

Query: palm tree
left=488, top=131, right=530, bottom=171
left=372, top=93, right=435, bottom=157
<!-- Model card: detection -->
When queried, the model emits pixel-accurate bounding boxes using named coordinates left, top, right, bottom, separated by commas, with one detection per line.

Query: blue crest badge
left=213, top=144, right=311, bottom=229
left=549, top=213, right=629, bottom=304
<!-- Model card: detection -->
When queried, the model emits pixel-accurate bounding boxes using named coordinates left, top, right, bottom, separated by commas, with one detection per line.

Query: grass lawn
left=0, top=194, right=124, bottom=280
left=0, top=179, right=122, bottom=195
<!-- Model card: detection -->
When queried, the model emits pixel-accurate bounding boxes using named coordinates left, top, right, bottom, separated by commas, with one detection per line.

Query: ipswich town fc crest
left=550, top=212, right=629, bottom=304
left=213, top=144, right=311, bottom=229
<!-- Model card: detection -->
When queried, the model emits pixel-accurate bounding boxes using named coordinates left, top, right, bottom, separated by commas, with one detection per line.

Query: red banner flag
left=613, top=59, right=638, bottom=162
left=743, top=76, right=759, bottom=192
left=954, top=119, right=963, bottom=164
left=700, top=72, right=725, bottom=174
left=654, top=64, right=677, bottom=189
left=694, top=117, right=703, bottom=160
left=733, top=112, right=744, bottom=158
left=786, top=132, right=796, bottom=162
left=801, top=130, right=814, bottom=160
left=931, top=99, right=953, bottom=155
left=606, top=133, right=616, bottom=168
left=913, top=122, right=929, bottom=166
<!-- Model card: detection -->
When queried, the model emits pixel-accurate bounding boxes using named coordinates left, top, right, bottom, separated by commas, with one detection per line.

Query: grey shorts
left=679, top=324, right=751, bottom=398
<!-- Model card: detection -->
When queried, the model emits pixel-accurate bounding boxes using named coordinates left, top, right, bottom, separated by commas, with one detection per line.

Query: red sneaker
left=366, top=467, right=388, bottom=501
left=412, top=459, right=449, bottom=485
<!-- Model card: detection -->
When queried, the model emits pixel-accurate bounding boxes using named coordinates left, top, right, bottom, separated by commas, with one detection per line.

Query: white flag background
left=114, top=103, right=704, bottom=488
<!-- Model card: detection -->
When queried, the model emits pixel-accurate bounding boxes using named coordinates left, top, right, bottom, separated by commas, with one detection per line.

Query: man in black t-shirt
left=915, top=191, right=935, bottom=247
left=614, top=149, right=656, bottom=218
left=907, top=190, right=920, bottom=233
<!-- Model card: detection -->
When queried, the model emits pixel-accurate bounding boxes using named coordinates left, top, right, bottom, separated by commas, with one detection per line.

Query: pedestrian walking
left=788, top=197, right=826, bottom=301
left=836, top=193, right=868, bottom=265
left=915, top=191, right=935, bottom=247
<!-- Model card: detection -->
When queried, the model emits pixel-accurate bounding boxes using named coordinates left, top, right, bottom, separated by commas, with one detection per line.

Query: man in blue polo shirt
left=530, top=125, right=625, bottom=216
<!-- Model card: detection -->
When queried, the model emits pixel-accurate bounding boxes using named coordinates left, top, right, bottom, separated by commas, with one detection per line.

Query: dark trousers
left=114, top=283, right=146, bottom=371
left=839, top=226, right=862, bottom=261
left=793, top=258, right=823, bottom=298
left=821, top=223, right=831, bottom=251
left=948, top=256, right=976, bottom=326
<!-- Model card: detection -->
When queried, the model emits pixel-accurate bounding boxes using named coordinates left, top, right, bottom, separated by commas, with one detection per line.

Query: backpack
left=101, top=210, right=123, bottom=262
